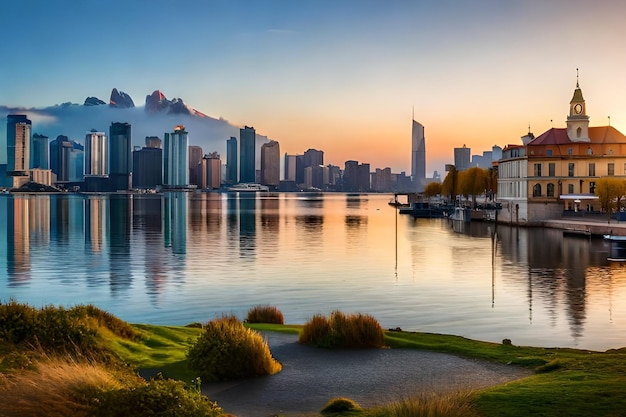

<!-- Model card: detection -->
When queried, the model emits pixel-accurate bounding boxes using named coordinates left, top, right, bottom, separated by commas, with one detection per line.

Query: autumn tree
left=441, top=166, right=458, bottom=202
left=458, top=167, right=487, bottom=208
left=423, top=181, right=442, bottom=198
left=594, top=177, right=626, bottom=223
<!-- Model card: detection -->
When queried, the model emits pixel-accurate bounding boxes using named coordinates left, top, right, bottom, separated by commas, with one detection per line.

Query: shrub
left=187, top=315, right=282, bottom=381
left=321, top=397, right=362, bottom=414
left=299, top=310, right=385, bottom=349
left=245, top=305, right=285, bottom=324
left=0, top=301, right=138, bottom=359
left=94, top=374, right=224, bottom=417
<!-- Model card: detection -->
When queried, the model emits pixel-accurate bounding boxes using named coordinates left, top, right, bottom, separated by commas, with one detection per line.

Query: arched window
left=533, top=183, right=542, bottom=197
left=547, top=183, right=555, bottom=197
left=577, top=127, right=582, bottom=138
left=587, top=147, right=592, bottom=155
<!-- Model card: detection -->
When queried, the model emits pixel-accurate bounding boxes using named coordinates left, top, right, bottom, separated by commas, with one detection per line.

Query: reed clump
left=366, top=392, right=480, bottom=417
left=187, top=315, right=282, bottom=381
left=245, top=304, right=285, bottom=324
left=299, top=310, right=385, bottom=348
left=321, top=397, right=362, bottom=414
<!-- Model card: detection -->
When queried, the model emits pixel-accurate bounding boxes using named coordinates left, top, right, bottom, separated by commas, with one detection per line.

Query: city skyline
left=2, top=1, right=626, bottom=176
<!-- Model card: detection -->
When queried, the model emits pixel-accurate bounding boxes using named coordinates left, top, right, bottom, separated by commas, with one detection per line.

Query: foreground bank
left=1, top=303, right=625, bottom=416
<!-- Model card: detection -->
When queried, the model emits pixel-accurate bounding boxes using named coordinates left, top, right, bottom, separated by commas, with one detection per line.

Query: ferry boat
left=226, top=183, right=270, bottom=192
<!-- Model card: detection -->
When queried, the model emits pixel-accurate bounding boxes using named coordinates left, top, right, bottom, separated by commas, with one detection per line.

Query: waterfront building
left=226, top=137, right=237, bottom=184
left=303, top=149, right=324, bottom=189
left=84, top=129, right=108, bottom=192
left=31, top=133, right=49, bottom=170
left=188, top=145, right=203, bottom=187
left=109, top=122, right=132, bottom=191
left=411, top=120, right=426, bottom=191
left=239, top=126, right=255, bottom=183
left=163, top=125, right=189, bottom=188
left=260, top=140, right=280, bottom=187
left=200, top=152, right=221, bottom=189
left=6, top=114, right=32, bottom=188
left=132, top=144, right=162, bottom=189
left=498, top=75, right=626, bottom=224
left=145, top=136, right=162, bottom=149
left=454, top=145, right=471, bottom=171
left=284, top=153, right=297, bottom=182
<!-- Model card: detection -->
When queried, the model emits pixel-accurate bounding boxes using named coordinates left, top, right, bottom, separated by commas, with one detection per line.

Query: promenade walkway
left=541, top=215, right=626, bottom=237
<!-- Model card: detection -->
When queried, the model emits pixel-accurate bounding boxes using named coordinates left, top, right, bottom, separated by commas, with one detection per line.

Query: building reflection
left=163, top=192, right=187, bottom=255
left=85, top=196, right=108, bottom=253
left=5, top=197, right=31, bottom=284
left=108, top=195, right=132, bottom=294
left=239, top=193, right=257, bottom=259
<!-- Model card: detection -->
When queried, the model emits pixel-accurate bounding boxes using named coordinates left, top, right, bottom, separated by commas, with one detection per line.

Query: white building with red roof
left=498, top=76, right=626, bottom=225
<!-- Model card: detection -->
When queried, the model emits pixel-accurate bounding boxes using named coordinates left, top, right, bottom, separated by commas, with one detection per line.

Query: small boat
left=449, top=207, right=470, bottom=223
left=226, top=183, right=269, bottom=192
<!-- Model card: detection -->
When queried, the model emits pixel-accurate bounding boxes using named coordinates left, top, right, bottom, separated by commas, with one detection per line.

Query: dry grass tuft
left=367, top=392, right=480, bottom=417
left=0, top=357, right=128, bottom=417
left=299, top=310, right=385, bottom=348
left=245, top=305, right=285, bottom=324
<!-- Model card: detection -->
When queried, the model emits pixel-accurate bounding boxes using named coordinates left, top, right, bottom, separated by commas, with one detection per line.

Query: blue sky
left=2, top=0, right=626, bottom=174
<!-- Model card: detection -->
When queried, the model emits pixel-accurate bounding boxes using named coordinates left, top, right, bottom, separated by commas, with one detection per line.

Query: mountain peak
left=109, top=88, right=135, bottom=108
left=144, top=90, right=207, bottom=117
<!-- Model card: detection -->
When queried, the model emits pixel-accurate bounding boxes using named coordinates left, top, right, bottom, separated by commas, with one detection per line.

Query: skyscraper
left=109, top=122, right=131, bottom=191
left=84, top=129, right=108, bottom=177
left=132, top=144, right=162, bottom=189
left=188, top=145, right=203, bottom=187
left=454, top=145, right=471, bottom=171
left=200, top=152, right=221, bottom=189
left=260, top=140, right=280, bottom=187
left=163, top=125, right=189, bottom=187
left=411, top=120, right=426, bottom=191
left=6, top=115, right=32, bottom=187
left=226, top=137, right=238, bottom=184
left=31, top=133, right=49, bottom=169
left=239, top=126, right=255, bottom=183
left=84, top=129, right=108, bottom=192
left=284, top=153, right=297, bottom=181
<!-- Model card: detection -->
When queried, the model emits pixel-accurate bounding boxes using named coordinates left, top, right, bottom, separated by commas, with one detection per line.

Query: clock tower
left=566, top=70, right=590, bottom=142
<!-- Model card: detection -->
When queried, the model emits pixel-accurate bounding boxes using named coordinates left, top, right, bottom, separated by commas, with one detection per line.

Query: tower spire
left=576, top=68, right=579, bottom=88
left=412, top=105, right=414, bottom=122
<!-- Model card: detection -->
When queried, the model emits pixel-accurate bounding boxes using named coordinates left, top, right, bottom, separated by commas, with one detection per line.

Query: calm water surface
left=1, top=192, right=625, bottom=351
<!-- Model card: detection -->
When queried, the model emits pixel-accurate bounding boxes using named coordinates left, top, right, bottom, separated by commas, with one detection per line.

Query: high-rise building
left=84, top=129, right=108, bottom=177
left=454, top=145, right=471, bottom=171
left=411, top=120, right=426, bottom=191
left=6, top=115, right=32, bottom=187
left=84, top=129, right=108, bottom=192
left=109, top=122, right=131, bottom=191
left=200, top=152, right=221, bottom=189
left=303, top=148, right=324, bottom=169
left=145, top=136, right=162, bottom=148
left=226, top=137, right=238, bottom=184
left=343, top=160, right=359, bottom=192
left=31, top=133, right=49, bottom=170
left=163, top=125, right=189, bottom=187
left=239, top=126, right=255, bottom=183
left=260, top=140, right=280, bottom=186
left=132, top=146, right=162, bottom=189
left=188, top=145, right=203, bottom=187
left=284, top=153, right=297, bottom=181
left=50, top=135, right=83, bottom=184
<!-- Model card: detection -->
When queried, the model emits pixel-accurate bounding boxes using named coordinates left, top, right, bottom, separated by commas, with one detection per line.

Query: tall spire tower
left=411, top=114, right=426, bottom=192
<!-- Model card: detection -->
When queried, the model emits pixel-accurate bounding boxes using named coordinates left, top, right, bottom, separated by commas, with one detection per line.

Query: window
left=534, top=163, right=542, bottom=177
left=587, top=147, right=593, bottom=155
left=609, top=163, right=615, bottom=176
left=568, top=147, right=573, bottom=155
left=547, top=183, right=555, bottom=197
left=589, top=181, right=596, bottom=194
left=589, top=163, right=595, bottom=176
left=533, top=183, right=542, bottom=197
left=568, top=163, right=575, bottom=177
left=577, top=127, right=582, bottom=138
left=568, top=184, right=574, bottom=194
left=547, top=149, right=553, bottom=156
left=549, top=163, right=555, bottom=177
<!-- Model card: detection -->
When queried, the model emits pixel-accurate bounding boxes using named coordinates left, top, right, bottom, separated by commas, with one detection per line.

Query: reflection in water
left=3, top=193, right=626, bottom=350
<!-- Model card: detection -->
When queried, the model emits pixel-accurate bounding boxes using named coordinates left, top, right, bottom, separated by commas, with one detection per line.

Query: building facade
left=498, top=77, right=626, bottom=224
left=200, top=152, right=221, bottom=189
left=226, top=136, right=238, bottom=184
left=31, top=133, right=49, bottom=170
left=239, top=126, right=255, bottom=183
left=411, top=120, right=426, bottom=191
left=109, top=122, right=132, bottom=191
left=454, top=145, right=471, bottom=171
left=6, top=114, right=32, bottom=187
left=260, top=140, right=280, bottom=187
left=163, top=125, right=189, bottom=188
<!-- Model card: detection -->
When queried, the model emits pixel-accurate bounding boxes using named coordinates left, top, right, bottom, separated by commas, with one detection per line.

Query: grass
left=245, top=304, right=285, bottom=324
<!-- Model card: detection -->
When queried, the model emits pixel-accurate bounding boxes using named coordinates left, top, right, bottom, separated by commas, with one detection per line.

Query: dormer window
left=587, top=147, right=592, bottom=155
left=568, top=147, right=573, bottom=155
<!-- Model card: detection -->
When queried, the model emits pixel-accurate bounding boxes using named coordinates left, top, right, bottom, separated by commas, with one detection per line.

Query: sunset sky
left=2, top=0, right=626, bottom=175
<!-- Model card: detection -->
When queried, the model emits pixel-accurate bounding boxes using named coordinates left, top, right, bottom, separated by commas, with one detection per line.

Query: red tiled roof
left=529, top=126, right=626, bottom=146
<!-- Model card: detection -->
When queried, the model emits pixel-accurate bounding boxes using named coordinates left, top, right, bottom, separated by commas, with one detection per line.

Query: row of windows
left=532, top=162, right=621, bottom=177
left=532, top=181, right=596, bottom=197
left=529, top=147, right=614, bottom=156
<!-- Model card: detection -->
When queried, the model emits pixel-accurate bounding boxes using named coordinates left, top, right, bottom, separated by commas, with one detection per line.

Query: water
left=1, top=192, right=625, bottom=351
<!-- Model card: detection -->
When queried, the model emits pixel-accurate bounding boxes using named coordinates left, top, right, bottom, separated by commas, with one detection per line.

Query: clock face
left=574, top=103, right=583, bottom=114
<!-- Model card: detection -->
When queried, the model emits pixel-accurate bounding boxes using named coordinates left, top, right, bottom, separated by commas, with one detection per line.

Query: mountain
left=0, top=89, right=269, bottom=165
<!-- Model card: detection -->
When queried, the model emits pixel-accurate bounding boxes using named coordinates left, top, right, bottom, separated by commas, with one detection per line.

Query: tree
left=458, top=167, right=487, bottom=208
left=423, top=181, right=442, bottom=198
left=441, top=166, right=458, bottom=202
left=594, top=177, right=626, bottom=223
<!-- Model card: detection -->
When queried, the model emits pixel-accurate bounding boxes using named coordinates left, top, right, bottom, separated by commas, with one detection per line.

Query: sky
left=2, top=0, right=626, bottom=176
